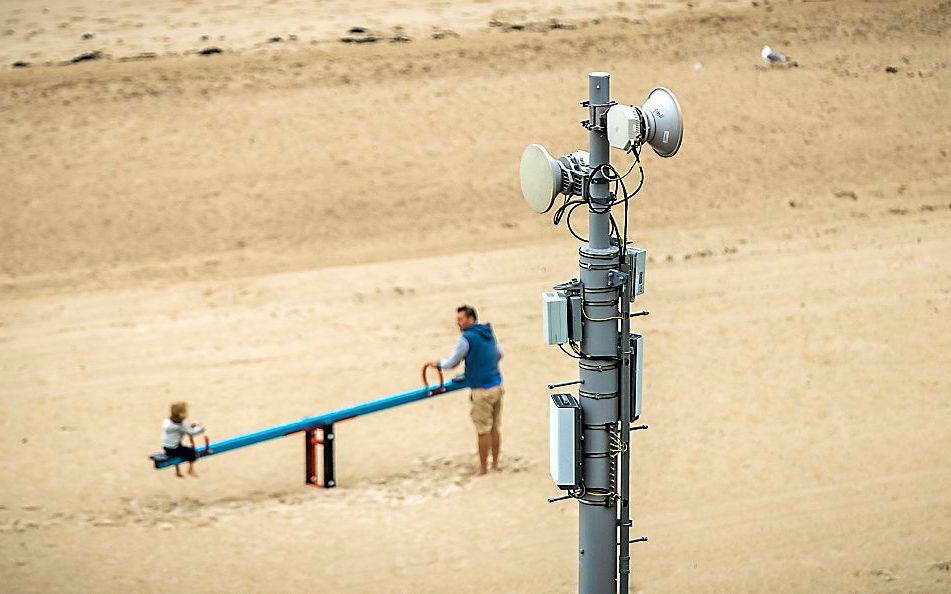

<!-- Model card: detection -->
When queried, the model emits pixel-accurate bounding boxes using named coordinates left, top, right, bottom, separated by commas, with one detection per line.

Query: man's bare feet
left=491, top=465, right=502, bottom=472
left=188, top=469, right=199, bottom=478
left=475, top=467, right=488, bottom=476
left=175, top=471, right=184, bottom=478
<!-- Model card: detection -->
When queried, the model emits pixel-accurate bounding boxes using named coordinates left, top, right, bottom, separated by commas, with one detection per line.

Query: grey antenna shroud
left=606, top=87, right=684, bottom=158
left=641, top=87, right=683, bottom=158
left=520, top=144, right=590, bottom=213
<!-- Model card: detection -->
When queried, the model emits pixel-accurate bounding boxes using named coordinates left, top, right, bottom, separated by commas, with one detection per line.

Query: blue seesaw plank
left=151, top=377, right=468, bottom=469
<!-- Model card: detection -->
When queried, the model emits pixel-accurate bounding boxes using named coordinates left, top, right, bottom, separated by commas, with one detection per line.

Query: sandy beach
left=1, top=0, right=950, bottom=591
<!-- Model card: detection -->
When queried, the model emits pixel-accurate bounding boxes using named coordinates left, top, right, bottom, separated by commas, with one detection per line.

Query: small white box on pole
left=549, top=393, right=582, bottom=489
left=542, top=291, right=569, bottom=345
left=626, top=247, right=647, bottom=299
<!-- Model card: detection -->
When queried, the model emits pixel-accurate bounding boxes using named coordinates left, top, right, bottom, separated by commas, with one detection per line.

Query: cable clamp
left=579, top=261, right=617, bottom=271
left=579, top=357, right=620, bottom=369
left=583, top=421, right=615, bottom=430
left=578, top=389, right=620, bottom=400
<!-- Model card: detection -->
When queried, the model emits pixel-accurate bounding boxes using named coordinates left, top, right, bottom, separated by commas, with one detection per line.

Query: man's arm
left=433, top=335, right=469, bottom=370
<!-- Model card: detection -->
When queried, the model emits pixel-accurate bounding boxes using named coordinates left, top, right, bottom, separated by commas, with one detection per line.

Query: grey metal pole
left=586, top=72, right=613, bottom=250
left=577, top=71, right=619, bottom=594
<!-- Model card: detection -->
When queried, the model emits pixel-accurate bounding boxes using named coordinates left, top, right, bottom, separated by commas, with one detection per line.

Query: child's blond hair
left=170, top=401, right=188, bottom=422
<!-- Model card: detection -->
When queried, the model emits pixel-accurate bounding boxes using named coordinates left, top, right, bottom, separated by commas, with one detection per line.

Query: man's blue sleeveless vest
left=463, top=323, right=502, bottom=389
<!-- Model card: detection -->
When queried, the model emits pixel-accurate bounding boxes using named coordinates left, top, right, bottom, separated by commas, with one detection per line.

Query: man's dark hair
left=457, top=305, right=478, bottom=321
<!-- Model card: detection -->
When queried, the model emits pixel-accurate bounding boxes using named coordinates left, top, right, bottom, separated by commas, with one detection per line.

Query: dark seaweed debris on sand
left=340, top=26, right=381, bottom=44
left=69, top=50, right=104, bottom=64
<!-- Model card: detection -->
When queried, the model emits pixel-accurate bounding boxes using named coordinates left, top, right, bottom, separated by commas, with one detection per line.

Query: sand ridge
left=1, top=0, right=747, bottom=67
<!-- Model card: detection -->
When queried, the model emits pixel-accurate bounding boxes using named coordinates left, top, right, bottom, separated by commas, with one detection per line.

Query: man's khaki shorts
left=470, top=385, right=504, bottom=435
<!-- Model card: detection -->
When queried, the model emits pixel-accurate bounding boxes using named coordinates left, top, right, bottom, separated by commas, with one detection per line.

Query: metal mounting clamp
left=553, top=278, right=582, bottom=294
left=580, top=100, right=617, bottom=132
left=607, top=270, right=629, bottom=288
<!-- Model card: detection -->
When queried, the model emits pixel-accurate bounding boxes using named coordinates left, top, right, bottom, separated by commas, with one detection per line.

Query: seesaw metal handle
left=421, top=363, right=445, bottom=394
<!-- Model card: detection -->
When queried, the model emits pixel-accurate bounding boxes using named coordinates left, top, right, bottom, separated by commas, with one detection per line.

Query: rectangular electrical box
left=567, top=294, right=583, bottom=342
left=630, top=333, right=644, bottom=421
left=542, top=291, right=569, bottom=345
left=626, top=247, right=647, bottom=300
left=549, top=393, right=582, bottom=489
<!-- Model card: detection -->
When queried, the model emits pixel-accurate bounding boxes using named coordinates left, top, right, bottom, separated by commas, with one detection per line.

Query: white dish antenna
left=606, top=87, right=683, bottom=158
left=519, top=145, right=589, bottom=213
left=642, top=87, right=683, bottom=157
left=519, top=86, right=682, bottom=215
left=519, top=144, right=562, bottom=214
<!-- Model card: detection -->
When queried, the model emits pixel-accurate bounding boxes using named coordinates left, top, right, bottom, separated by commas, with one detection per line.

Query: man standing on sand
left=429, top=305, right=504, bottom=476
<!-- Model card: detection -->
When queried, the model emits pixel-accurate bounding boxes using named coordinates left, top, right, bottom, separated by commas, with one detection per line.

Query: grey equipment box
left=630, top=334, right=644, bottom=421
left=567, top=293, right=583, bottom=342
left=542, top=291, right=569, bottom=345
left=626, top=247, right=646, bottom=300
left=549, top=393, right=582, bottom=490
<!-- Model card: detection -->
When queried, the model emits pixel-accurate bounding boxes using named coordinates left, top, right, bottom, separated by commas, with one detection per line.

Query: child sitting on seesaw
left=162, top=401, right=211, bottom=478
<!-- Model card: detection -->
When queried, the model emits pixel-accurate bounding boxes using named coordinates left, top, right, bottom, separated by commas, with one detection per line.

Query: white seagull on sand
left=762, top=45, right=792, bottom=65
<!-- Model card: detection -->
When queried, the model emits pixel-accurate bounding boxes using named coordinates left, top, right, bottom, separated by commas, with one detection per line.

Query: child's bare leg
left=187, top=461, right=198, bottom=477
left=175, top=464, right=184, bottom=478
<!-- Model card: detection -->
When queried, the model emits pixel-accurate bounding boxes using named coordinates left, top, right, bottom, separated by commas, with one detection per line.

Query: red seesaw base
left=304, top=424, right=335, bottom=488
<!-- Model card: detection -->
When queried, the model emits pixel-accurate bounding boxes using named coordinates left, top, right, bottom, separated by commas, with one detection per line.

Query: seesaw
left=150, top=369, right=466, bottom=488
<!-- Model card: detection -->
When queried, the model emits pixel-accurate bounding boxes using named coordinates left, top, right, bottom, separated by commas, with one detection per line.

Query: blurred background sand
left=1, top=0, right=949, bottom=592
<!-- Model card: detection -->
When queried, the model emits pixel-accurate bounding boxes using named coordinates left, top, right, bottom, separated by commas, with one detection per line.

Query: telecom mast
left=518, top=72, right=683, bottom=594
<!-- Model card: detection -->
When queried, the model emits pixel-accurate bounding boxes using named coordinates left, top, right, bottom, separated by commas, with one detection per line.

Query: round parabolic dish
left=520, top=144, right=560, bottom=213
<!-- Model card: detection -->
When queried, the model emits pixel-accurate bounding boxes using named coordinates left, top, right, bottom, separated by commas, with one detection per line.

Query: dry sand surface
left=2, top=0, right=950, bottom=592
